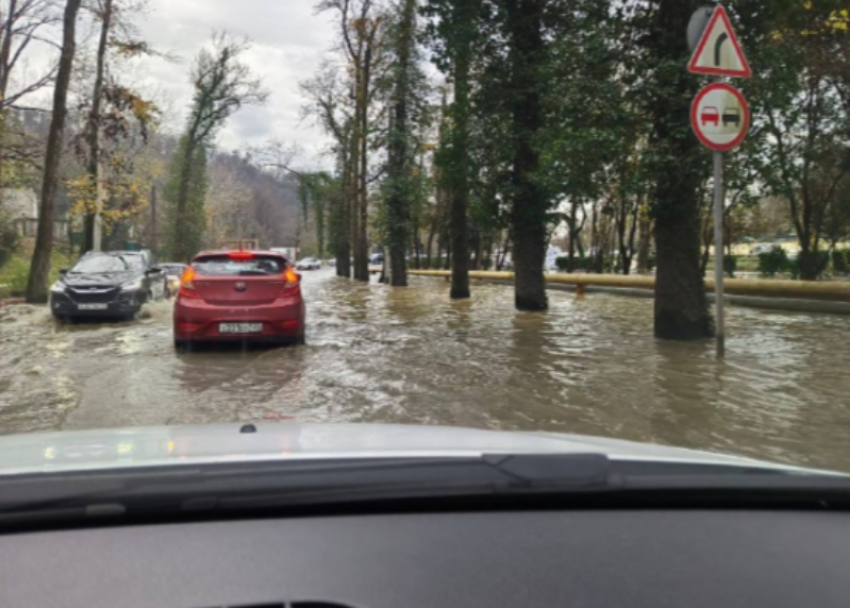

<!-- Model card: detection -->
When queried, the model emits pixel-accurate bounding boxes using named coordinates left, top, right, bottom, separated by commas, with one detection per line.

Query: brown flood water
left=1, top=269, right=849, bottom=471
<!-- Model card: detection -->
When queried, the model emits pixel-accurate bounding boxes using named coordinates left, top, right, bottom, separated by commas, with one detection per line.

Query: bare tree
left=300, top=60, right=354, bottom=277
left=317, top=0, right=388, bottom=282
left=0, top=0, right=62, bottom=109
left=81, top=0, right=113, bottom=252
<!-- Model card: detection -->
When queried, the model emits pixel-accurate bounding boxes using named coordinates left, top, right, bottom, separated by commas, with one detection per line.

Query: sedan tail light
left=179, top=267, right=200, bottom=299
left=282, top=267, right=301, bottom=296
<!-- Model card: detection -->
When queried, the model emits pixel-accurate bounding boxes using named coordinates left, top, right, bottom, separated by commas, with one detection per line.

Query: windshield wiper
left=0, top=455, right=609, bottom=516
left=0, top=455, right=847, bottom=528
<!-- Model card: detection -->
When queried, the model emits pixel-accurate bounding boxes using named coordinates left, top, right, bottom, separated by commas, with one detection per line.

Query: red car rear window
left=193, top=256, right=286, bottom=276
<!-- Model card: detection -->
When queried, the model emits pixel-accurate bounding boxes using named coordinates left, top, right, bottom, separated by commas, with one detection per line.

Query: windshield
left=1, top=0, right=849, bottom=486
left=194, top=256, right=285, bottom=276
left=71, top=255, right=140, bottom=274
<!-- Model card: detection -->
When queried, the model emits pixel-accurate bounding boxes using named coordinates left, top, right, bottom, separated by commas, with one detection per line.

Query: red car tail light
left=179, top=267, right=200, bottom=299
left=279, top=319, right=300, bottom=330
left=228, top=251, right=255, bottom=260
left=281, top=267, right=301, bottom=296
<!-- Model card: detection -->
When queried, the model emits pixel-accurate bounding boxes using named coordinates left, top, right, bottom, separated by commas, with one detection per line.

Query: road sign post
left=712, top=151, right=725, bottom=358
left=688, top=5, right=751, bottom=358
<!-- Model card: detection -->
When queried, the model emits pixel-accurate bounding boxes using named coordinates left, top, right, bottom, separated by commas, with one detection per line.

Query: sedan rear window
left=193, top=256, right=285, bottom=276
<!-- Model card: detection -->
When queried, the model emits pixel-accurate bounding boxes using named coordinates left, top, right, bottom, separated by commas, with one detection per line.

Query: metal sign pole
left=688, top=5, right=751, bottom=359
left=713, top=150, right=725, bottom=358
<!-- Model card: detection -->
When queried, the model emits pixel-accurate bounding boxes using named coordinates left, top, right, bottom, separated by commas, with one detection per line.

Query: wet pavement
left=1, top=269, right=850, bottom=471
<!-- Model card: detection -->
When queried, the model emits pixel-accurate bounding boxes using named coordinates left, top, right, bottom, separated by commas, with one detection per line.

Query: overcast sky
left=135, top=0, right=336, bottom=165
left=16, top=0, right=337, bottom=168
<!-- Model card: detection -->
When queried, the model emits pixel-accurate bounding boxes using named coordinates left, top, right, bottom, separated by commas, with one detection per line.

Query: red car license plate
left=219, top=323, right=263, bottom=334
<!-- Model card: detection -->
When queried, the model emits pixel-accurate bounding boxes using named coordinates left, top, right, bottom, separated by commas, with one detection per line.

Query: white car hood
left=0, top=422, right=829, bottom=476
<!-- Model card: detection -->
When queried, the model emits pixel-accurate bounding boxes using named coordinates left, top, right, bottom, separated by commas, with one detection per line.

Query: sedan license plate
left=77, top=304, right=108, bottom=311
left=219, top=322, right=263, bottom=334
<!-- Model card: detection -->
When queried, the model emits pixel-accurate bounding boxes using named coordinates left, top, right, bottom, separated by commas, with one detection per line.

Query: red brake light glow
left=179, top=266, right=200, bottom=299
left=228, top=251, right=255, bottom=260
left=279, top=266, right=301, bottom=297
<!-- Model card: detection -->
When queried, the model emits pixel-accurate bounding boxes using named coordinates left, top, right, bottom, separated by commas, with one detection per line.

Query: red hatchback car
left=173, top=250, right=305, bottom=350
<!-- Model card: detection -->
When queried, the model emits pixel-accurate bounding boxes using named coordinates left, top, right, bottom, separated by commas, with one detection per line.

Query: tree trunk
left=506, top=0, right=547, bottom=310
left=333, top=180, right=351, bottom=278
left=0, top=0, right=16, bottom=96
left=0, top=0, right=17, bottom=198
left=567, top=201, right=579, bottom=272
left=425, top=225, right=435, bottom=269
left=150, top=184, right=157, bottom=252
left=448, top=0, right=473, bottom=299
left=482, top=234, right=493, bottom=270
left=497, top=235, right=511, bottom=270
left=353, top=40, right=372, bottom=283
left=798, top=245, right=820, bottom=281
left=617, top=196, right=639, bottom=275
left=637, top=210, right=652, bottom=273
left=83, top=0, right=114, bottom=253
left=647, top=0, right=710, bottom=340
left=385, top=0, right=416, bottom=288
left=173, top=139, right=202, bottom=262
left=26, top=0, right=82, bottom=303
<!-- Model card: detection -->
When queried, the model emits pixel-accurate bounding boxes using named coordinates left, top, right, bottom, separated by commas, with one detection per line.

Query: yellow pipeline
left=409, top=270, right=850, bottom=303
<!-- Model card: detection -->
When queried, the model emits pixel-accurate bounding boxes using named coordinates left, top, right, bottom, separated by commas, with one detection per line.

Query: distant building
left=1, top=188, right=38, bottom=219
left=1, top=188, right=68, bottom=239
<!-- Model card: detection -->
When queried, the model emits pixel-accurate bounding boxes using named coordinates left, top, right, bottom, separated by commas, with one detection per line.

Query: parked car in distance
left=49, top=250, right=167, bottom=321
left=159, top=263, right=188, bottom=296
left=173, top=250, right=305, bottom=349
left=369, top=252, right=384, bottom=265
left=750, top=243, right=780, bottom=256
left=295, top=257, right=321, bottom=270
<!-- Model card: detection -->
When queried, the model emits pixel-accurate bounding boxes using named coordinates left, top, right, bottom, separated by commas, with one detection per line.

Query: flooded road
left=2, top=269, right=850, bottom=471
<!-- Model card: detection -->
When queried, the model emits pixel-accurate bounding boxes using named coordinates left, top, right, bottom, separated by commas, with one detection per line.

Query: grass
left=706, top=256, right=760, bottom=274
left=0, top=249, right=73, bottom=299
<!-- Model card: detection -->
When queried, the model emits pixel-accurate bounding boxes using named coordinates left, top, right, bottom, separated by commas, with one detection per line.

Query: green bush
left=0, top=254, right=30, bottom=298
left=644, top=255, right=656, bottom=272
left=758, top=246, right=789, bottom=277
left=724, top=255, right=738, bottom=278
left=832, top=249, right=850, bottom=275
left=0, top=250, right=72, bottom=299
left=0, top=217, right=19, bottom=268
left=555, top=255, right=570, bottom=272
left=789, top=251, right=830, bottom=280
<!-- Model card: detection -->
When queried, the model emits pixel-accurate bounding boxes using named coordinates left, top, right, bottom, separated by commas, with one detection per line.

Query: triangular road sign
left=688, top=6, right=751, bottom=78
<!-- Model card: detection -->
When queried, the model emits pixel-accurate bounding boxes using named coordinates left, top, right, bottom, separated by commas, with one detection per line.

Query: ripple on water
left=1, top=272, right=850, bottom=471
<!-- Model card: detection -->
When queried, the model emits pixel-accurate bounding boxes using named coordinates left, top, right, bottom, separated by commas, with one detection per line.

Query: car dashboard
left=2, top=510, right=849, bottom=607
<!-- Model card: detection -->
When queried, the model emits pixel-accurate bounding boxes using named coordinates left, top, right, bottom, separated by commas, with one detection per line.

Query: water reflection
left=1, top=270, right=850, bottom=471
